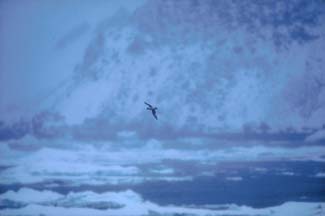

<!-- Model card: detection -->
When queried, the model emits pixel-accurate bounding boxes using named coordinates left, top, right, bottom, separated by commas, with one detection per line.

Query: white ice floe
left=2, top=144, right=325, bottom=185
left=0, top=146, right=195, bottom=185
left=1, top=188, right=324, bottom=216
left=0, top=147, right=140, bottom=185
left=150, top=167, right=174, bottom=175
left=1, top=188, right=63, bottom=203
left=254, top=167, right=268, bottom=172
left=315, top=172, right=325, bottom=178
left=280, top=171, right=296, bottom=176
left=226, top=176, right=243, bottom=181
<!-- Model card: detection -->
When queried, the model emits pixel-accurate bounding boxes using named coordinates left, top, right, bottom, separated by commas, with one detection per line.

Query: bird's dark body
left=145, top=102, right=158, bottom=120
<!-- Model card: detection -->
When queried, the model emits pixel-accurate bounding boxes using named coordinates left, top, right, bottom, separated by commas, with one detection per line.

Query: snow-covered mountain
left=36, top=0, right=325, bottom=134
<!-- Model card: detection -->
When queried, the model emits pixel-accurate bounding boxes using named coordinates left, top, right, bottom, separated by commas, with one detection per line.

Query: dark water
left=134, top=173, right=325, bottom=208
left=1, top=161, right=325, bottom=209
left=132, top=161, right=325, bottom=208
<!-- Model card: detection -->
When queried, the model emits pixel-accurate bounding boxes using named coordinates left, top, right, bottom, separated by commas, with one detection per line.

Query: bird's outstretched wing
left=152, top=111, right=158, bottom=120
left=144, top=102, right=153, bottom=108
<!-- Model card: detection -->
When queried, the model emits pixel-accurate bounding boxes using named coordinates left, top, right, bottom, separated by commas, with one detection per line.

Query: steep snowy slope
left=43, top=0, right=325, bottom=134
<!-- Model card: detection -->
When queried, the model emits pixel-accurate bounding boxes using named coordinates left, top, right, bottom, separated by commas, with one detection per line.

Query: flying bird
left=145, top=102, right=158, bottom=120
